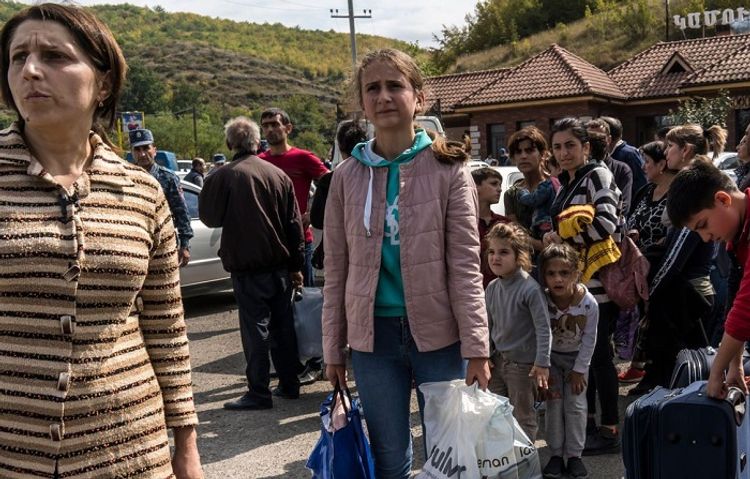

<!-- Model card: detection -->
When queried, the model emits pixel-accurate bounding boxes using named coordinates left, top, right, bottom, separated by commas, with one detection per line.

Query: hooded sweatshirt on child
left=351, top=129, right=432, bottom=317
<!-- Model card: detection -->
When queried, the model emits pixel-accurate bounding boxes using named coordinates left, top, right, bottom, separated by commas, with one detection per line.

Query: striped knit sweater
left=551, top=162, right=624, bottom=303
left=0, top=125, right=198, bottom=478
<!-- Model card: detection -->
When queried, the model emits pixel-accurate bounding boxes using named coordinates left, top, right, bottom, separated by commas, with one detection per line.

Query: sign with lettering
left=673, top=7, right=749, bottom=30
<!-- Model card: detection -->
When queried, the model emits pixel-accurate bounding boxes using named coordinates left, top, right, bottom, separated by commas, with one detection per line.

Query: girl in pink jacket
left=322, top=49, right=491, bottom=479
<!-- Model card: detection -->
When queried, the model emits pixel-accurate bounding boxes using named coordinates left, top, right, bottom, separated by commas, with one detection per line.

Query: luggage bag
left=670, top=347, right=750, bottom=389
left=624, top=381, right=749, bottom=479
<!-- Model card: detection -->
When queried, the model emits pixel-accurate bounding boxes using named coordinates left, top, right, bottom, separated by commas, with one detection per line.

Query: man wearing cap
left=130, top=128, right=193, bottom=266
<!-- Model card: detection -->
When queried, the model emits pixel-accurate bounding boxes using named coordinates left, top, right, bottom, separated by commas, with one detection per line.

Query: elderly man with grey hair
left=199, top=116, right=305, bottom=410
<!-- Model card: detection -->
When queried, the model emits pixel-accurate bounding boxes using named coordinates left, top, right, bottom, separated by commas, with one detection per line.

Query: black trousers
left=232, top=270, right=300, bottom=402
left=586, top=301, right=620, bottom=426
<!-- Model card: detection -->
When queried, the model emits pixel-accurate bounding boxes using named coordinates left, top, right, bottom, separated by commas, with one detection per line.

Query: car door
left=179, top=181, right=228, bottom=295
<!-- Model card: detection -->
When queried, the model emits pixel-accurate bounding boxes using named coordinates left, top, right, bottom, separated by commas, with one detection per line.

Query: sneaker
left=618, top=366, right=645, bottom=383
left=566, top=457, right=588, bottom=478
left=583, top=427, right=621, bottom=456
left=298, top=366, right=323, bottom=386
left=542, top=456, right=565, bottom=479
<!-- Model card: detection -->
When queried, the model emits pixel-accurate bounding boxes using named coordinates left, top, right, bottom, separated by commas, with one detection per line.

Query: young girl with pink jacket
left=322, top=49, right=491, bottom=479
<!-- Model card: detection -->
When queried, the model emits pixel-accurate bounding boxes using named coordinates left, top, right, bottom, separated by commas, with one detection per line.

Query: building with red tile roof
left=429, top=35, right=750, bottom=159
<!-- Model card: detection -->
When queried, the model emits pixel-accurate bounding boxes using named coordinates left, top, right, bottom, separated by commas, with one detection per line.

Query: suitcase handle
left=725, top=387, right=746, bottom=427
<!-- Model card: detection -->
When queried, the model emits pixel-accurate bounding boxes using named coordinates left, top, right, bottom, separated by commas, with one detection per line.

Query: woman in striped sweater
left=0, top=4, right=202, bottom=478
left=544, top=118, right=624, bottom=456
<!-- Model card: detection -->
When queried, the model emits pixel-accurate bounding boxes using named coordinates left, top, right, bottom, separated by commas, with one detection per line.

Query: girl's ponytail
left=704, top=125, right=727, bottom=159
left=424, top=128, right=468, bottom=165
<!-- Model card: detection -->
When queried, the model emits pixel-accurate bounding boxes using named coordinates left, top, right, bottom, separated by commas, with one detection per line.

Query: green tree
left=668, top=90, right=732, bottom=128
left=170, top=81, right=204, bottom=114
left=119, top=62, right=168, bottom=113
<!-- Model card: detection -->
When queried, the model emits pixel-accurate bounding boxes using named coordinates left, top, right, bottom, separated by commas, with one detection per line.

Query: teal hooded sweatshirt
left=351, top=130, right=433, bottom=317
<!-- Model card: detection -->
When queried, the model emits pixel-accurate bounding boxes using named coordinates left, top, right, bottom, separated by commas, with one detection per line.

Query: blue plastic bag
left=306, top=382, right=376, bottom=479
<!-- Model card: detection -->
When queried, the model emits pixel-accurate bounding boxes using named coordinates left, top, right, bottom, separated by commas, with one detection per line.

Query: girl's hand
left=567, top=371, right=587, bottom=395
left=466, top=358, right=491, bottom=390
left=529, top=365, right=549, bottom=390
left=326, top=364, right=348, bottom=388
left=726, top=363, right=748, bottom=394
left=543, top=232, right=562, bottom=247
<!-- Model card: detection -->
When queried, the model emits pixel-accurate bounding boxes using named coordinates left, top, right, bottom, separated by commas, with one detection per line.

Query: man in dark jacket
left=200, top=116, right=305, bottom=410
left=601, top=116, right=647, bottom=194
left=183, top=158, right=205, bottom=186
left=587, top=120, right=634, bottom=214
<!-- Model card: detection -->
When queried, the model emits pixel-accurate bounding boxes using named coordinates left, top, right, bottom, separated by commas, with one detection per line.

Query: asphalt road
left=182, top=292, right=631, bottom=479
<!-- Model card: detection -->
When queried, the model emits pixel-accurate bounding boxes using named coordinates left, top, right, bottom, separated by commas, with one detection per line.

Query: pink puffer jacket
left=322, top=148, right=490, bottom=365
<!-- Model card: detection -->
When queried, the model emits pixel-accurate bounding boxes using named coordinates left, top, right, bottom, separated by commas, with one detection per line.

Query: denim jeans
left=304, top=240, right=314, bottom=287
left=351, top=317, right=465, bottom=479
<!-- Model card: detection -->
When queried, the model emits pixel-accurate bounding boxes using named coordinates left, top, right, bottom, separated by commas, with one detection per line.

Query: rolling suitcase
left=624, top=381, right=749, bottom=479
left=670, top=347, right=750, bottom=389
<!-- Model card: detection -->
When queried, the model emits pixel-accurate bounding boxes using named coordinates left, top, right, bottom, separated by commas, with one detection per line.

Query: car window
left=184, top=189, right=199, bottom=219
left=719, top=155, right=739, bottom=170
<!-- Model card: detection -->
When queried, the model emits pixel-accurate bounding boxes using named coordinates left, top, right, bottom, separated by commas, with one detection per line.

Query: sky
left=67, top=0, right=477, bottom=48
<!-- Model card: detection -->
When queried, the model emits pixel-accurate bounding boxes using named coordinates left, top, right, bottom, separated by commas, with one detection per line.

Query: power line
left=330, top=0, right=372, bottom=70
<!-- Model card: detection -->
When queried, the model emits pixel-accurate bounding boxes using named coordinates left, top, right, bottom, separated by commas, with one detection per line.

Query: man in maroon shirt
left=259, top=108, right=329, bottom=287
left=259, top=108, right=329, bottom=386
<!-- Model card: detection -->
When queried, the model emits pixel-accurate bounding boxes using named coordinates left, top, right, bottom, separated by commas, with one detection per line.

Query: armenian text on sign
left=673, top=7, right=749, bottom=29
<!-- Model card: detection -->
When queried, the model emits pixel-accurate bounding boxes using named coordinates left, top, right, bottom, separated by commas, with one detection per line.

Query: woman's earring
left=98, top=99, right=104, bottom=108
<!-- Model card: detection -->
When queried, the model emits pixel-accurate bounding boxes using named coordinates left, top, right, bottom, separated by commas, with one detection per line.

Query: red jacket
left=726, top=189, right=750, bottom=340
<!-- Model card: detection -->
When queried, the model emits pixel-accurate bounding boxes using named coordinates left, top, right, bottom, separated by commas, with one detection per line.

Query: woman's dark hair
left=550, top=118, right=589, bottom=146
left=336, top=120, right=367, bottom=158
left=640, top=141, right=666, bottom=163
left=508, top=125, right=548, bottom=157
left=588, top=130, right=608, bottom=162
left=0, top=3, right=127, bottom=145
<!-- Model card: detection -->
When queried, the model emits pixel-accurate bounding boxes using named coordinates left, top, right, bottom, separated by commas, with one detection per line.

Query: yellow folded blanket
left=557, top=204, right=621, bottom=283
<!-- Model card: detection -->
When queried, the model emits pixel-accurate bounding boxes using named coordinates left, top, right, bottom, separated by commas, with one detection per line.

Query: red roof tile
left=458, top=44, right=625, bottom=107
left=608, top=33, right=750, bottom=98
left=424, top=68, right=509, bottom=113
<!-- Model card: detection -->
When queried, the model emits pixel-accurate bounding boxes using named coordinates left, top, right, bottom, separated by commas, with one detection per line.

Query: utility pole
left=330, top=1, right=372, bottom=70
left=665, top=0, right=670, bottom=41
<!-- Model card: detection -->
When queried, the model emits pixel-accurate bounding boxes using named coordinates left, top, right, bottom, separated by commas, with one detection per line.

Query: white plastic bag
left=476, top=395, right=541, bottom=479
left=416, top=380, right=541, bottom=479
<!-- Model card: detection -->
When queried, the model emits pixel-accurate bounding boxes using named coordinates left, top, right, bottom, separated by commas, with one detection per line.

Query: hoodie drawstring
left=364, top=166, right=373, bottom=237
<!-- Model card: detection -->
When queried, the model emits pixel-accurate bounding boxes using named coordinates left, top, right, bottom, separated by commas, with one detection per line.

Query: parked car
left=711, top=151, right=739, bottom=170
left=180, top=180, right=232, bottom=297
left=489, top=166, right=523, bottom=217
left=176, top=160, right=192, bottom=179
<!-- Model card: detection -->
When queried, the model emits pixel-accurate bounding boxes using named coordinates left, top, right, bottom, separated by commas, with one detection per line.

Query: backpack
left=599, top=234, right=650, bottom=309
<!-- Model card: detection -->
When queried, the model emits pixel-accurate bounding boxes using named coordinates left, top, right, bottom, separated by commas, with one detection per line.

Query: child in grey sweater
left=485, top=223, right=552, bottom=441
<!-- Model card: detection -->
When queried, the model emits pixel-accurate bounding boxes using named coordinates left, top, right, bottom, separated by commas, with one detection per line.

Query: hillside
left=446, top=0, right=733, bottom=73
left=0, top=2, right=425, bottom=158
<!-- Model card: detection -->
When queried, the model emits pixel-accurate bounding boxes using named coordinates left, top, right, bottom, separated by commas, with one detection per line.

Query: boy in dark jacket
left=667, top=160, right=750, bottom=399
